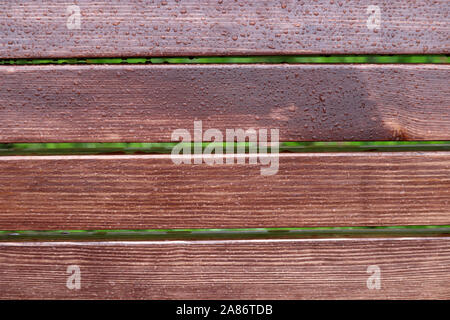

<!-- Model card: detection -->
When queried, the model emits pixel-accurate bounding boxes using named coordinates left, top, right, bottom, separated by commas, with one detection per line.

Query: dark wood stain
left=0, top=152, right=448, bottom=230
left=0, top=65, right=449, bottom=142
left=0, top=237, right=449, bottom=299
left=0, top=0, right=448, bottom=58
left=1, top=0, right=449, bottom=299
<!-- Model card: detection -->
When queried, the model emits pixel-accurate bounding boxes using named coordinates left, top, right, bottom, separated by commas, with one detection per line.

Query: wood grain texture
left=0, top=0, right=448, bottom=58
left=1, top=64, right=449, bottom=142
left=0, top=237, right=449, bottom=299
left=0, top=152, right=448, bottom=230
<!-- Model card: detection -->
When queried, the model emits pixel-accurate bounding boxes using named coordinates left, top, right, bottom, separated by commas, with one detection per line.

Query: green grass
left=1, top=141, right=449, bottom=155
left=0, top=54, right=448, bottom=65
left=1, top=226, right=449, bottom=241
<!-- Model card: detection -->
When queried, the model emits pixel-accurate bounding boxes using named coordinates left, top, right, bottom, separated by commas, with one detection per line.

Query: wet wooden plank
left=0, top=0, right=448, bottom=58
left=0, top=152, right=448, bottom=230
left=0, top=237, right=449, bottom=299
left=1, top=64, right=449, bottom=142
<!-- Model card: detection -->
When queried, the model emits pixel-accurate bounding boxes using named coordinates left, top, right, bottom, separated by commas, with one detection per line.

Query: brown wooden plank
left=0, top=0, right=448, bottom=58
left=1, top=64, right=449, bottom=142
left=0, top=152, right=448, bottom=230
left=0, top=237, right=449, bottom=299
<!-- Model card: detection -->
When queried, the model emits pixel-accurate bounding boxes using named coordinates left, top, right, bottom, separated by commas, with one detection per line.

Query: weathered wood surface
left=0, top=237, right=449, bottom=299
left=0, top=0, right=448, bottom=58
left=0, top=152, right=448, bottom=230
left=1, top=64, right=449, bottom=142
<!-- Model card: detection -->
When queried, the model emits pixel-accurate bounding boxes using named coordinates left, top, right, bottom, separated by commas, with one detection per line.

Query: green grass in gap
left=1, top=141, right=450, bottom=155
left=1, top=226, right=449, bottom=241
left=0, top=55, right=448, bottom=65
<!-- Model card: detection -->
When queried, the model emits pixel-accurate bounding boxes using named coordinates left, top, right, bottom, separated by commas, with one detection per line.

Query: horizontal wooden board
left=1, top=64, right=449, bottom=142
left=0, top=0, right=448, bottom=58
left=0, top=237, right=449, bottom=299
left=0, top=152, right=448, bottom=230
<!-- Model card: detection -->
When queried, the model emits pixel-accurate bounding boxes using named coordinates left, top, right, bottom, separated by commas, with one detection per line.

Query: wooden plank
left=0, top=152, right=448, bottom=230
left=0, top=0, right=448, bottom=58
left=0, top=237, right=449, bottom=299
left=1, top=64, right=449, bottom=142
